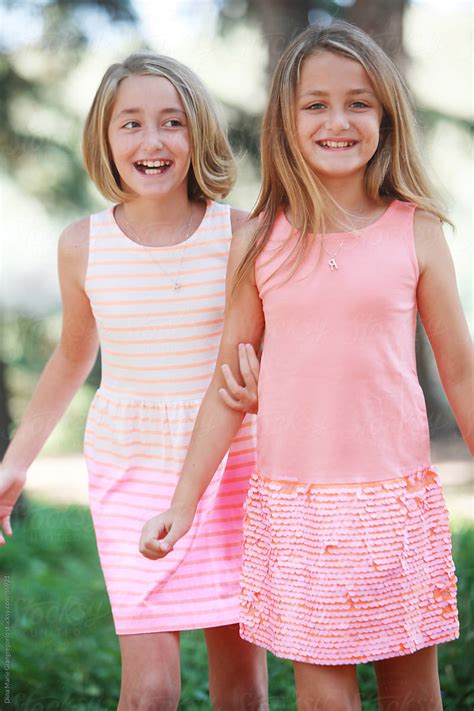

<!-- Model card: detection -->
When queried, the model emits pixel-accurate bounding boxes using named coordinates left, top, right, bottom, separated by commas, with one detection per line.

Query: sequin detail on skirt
left=239, top=468, right=459, bottom=664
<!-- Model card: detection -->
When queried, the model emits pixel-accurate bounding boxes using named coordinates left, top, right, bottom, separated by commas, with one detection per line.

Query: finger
left=159, top=523, right=184, bottom=552
left=219, top=388, right=244, bottom=411
left=2, top=516, right=12, bottom=537
left=245, top=343, right=260, bottom=382
left=238, top=344, right=257, bottom=390
left=221, top=364, right=246, bottom=399
left=146, top=538, right=170, bottom=558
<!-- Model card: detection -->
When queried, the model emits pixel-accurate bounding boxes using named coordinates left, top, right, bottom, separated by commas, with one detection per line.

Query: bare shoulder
left=58, top=216, right=91, bottom=286
left=58, top=216, right=90, bottom=255
left=413, top=208, right=447, bottom=275
left=231, top=215, right=259, bottom=247
left=230, top=207, right=249, bottom=234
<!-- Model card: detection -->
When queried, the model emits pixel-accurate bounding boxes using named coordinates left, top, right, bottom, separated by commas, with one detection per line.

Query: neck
left=116, top=188, right=204, bottom=247
left=319, top=173, right=373, bottom=214
left=123, top=190, right=192, bottom=227
left=316, top=173, right=383, bottom=232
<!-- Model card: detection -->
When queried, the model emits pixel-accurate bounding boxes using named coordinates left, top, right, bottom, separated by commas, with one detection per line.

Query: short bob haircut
left=82, top=52, right=236, bottom=203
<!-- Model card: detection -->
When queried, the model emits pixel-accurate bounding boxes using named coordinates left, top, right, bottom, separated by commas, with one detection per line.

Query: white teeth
left=136, top=160, right=171, bottom=168
left=319, top=141, right=355, bottom=148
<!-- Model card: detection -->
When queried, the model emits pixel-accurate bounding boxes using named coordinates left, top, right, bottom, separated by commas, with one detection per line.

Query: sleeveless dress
left=83, top=200, right=256, bottom=635
left=239, top=201, right=459, bottom=664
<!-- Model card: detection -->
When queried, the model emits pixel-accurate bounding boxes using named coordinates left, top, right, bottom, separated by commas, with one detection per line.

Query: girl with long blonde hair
left=139, top=23, right=472, bottom=709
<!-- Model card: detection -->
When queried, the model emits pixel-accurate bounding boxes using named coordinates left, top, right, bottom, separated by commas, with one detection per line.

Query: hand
left=139, top=504, right=195, bottom=560
left=219, top=343, right=260, bottom=414
left=0, top=466, right=27, bottom=545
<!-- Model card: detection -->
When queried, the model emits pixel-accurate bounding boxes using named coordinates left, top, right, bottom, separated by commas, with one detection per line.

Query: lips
left=134, top=159, right=172, bottom=175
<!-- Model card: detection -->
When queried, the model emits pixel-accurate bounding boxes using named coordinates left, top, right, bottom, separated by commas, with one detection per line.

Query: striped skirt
left=85, top=389, right=256, bottom=635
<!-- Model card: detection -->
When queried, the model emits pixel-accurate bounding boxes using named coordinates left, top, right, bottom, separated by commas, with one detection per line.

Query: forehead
left=113, top=74, right=185, bottom=111
left=297, top=50, right=374, bottom=95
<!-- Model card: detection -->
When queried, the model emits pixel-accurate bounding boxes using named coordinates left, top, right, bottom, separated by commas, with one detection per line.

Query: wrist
left=170, top=498, right=197, bottom=517
left=0, top=459, right=28, bottom=479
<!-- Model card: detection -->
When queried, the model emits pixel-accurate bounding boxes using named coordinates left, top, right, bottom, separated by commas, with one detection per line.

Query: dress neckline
left=281, top=200, right=399, bottom=238
left=109, top=199, right=212, bottom=251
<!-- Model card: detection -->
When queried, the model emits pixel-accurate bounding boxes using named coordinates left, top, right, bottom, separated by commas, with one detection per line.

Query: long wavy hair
left=83, top=52, right=236, bottom=203
left=234, top=21, right=449, bottom=290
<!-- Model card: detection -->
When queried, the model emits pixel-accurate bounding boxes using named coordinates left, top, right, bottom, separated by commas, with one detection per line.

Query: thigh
left=293, top=661, right=361, bottom=711
left=118, top=631, right=181, bottom=711
left=205, top=623, right=268, bottom=710
left=374, top=645, right=442, bottom=711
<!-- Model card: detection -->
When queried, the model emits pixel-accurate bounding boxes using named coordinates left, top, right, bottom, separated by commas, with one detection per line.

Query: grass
left=0, top=500, right=472, bottom=710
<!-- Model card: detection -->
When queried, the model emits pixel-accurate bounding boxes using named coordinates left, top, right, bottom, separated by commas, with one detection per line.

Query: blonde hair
left=83, top=52, right=236, bottom=203
left=235, top=21, right=450, bottom=290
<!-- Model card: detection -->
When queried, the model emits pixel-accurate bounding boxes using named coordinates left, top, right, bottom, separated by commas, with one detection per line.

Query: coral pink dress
left=239, top=200, right=459, bottom=664
left=84, top=200, right=256, bottom=635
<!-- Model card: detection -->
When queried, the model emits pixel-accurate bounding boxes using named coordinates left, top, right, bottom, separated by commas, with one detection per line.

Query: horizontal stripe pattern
left=84, top=202, right=257, bottom=634
left=86, top=202, right=232, bottom=401
left=240, top=468, right=459, bottom=664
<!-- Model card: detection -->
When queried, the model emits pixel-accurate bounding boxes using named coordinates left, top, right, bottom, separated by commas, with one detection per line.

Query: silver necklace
left=323, top=238, right=346, bottom=271
left=120, top=207, right=194, bottom=291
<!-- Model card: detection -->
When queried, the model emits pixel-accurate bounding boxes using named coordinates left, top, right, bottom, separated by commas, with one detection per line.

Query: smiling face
left=107, top=74, right=191, bottom=200
left=295, top=51, right=383, bottom=184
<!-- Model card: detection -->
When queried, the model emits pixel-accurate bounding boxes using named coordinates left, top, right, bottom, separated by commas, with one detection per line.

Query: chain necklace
left=120, top=207, right=194, bottom=291
left=323, top=238, right=346, bottom=271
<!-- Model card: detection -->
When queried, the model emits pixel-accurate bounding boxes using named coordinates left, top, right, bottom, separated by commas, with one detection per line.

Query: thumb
left=158, top=517, right=189, bottom=552
left=2, top=516, right=12, bottom=536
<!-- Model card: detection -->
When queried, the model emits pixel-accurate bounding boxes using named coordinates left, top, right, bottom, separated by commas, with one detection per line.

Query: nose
left=324, top=108, right=350, bottom=132
left=142, top=126, right=164, bottom=152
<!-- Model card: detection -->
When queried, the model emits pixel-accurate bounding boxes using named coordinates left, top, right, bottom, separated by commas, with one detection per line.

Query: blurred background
left=0, top=1, right=472, bottom=709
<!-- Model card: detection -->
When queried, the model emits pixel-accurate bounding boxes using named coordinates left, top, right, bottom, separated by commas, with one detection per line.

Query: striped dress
left=83, top=200, right=256, bottom=635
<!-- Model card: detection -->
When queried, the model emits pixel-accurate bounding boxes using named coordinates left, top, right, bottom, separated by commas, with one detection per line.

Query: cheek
left=360, top=117, right=381, bottom=149
left=175, top=132, right=191, bottom=158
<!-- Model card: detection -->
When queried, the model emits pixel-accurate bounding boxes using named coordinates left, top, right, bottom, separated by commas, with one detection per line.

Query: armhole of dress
left=84, top=212, right=98, bottom=297
left=403, top=202, right=420, bottom=284
left=224, top=202, right=233, bottom=242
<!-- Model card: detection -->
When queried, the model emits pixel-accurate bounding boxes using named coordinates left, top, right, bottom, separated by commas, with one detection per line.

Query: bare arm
left=140, top=218, right=264, bottom=558
left=219, top=208, right=260, bottom=413
left=415, top=210, right=473, bottom=452
left=0, top=217, right=99, bottom=539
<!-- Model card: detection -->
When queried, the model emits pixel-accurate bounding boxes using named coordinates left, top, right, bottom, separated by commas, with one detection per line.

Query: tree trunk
left=345, top=0, right=407, bottom=68
left=250, top=0, right=313, bottom=78
left=0, top=360, right=10, bottom=461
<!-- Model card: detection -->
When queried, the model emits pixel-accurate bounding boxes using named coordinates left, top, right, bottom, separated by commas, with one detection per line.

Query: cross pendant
left=328, top=258, right=338, bottom=271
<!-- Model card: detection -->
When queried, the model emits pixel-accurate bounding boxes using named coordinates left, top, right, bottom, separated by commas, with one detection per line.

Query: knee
left=118, top=675, right=180, bottom=711
left=296, top=689, right=360, bottom=711
left=210, top=677, right=268, bottom=710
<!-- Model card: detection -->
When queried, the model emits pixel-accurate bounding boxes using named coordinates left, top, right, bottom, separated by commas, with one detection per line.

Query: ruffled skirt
left=239, top=468, right=459, bottom=664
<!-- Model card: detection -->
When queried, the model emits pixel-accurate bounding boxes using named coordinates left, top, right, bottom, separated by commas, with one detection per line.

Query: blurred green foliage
left=0, top=500, right=472, bottom=709
left=0, top=0, right=137, bottom=214
left=3, top=313, right=99, bottom=452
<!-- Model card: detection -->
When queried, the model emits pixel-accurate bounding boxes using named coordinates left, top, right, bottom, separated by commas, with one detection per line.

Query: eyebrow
left=300, top=88, right=376, bottom=98
left=114, top=107, right=186, bottom=119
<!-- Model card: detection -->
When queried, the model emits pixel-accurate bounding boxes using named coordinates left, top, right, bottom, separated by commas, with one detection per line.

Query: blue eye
left=308, top=102, right=326, bottom=110
left=351, top=101, right=368, bottom=109
left=122, top=120, right=140, bottom=129
left=164, top=119, right=183, bottom=127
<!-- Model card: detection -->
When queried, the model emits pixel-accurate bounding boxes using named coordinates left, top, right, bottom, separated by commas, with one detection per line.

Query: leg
left=374, top=645, right=442, bottom=711
left=117, top=631, right=181, bottom=711
left=204, top=623, right=268, bottom=710
left=293, top=661, right=361, bottom=711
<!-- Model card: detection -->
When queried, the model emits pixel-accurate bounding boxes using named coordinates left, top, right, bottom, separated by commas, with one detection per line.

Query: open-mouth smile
left=316, top=140, right=358, bottom=150
left=134, top=159, right=172, bottom=175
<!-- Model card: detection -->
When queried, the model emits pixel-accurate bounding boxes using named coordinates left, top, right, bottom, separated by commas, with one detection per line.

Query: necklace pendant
left=173, top=282, right=181, bottom=291
left=328, top=257, right=338, bottom=271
